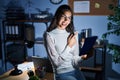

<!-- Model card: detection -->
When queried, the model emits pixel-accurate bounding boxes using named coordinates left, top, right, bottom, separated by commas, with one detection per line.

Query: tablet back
left=79, top=36, right=97, bottom=56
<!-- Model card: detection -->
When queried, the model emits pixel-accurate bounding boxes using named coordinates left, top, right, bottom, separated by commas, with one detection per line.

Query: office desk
left=0, top=68, right=54, bottom=80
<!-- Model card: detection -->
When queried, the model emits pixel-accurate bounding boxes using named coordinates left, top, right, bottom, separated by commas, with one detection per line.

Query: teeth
left=63, top=24, right=66, bottom=26
left=62, top=23, right=66, bottom=25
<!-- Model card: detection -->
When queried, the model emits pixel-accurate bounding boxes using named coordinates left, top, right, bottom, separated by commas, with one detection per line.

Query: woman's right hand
left=67, top=32, right=77, bottom=48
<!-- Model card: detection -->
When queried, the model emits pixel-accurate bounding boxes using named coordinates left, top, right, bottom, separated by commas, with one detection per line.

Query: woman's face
left=57, top=11, right=72, bottom=30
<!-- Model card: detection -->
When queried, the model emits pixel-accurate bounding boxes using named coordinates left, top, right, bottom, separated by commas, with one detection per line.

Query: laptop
left=79, top=36, right=97, bottom=56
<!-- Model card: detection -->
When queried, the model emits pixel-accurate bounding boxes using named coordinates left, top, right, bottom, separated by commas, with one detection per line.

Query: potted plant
left=102, top=3, right=120, bottom=63
left=27, top=69, right=40, bottom=80
left=29, top=76, right=40, bottom=80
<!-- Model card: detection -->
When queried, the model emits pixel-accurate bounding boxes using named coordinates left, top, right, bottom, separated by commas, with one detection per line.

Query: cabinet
left=80, top=44, right=106, bottom=80
left=13, top=20, right=51, bottom=56
left=2, top=19, right=51, bottom=71
left=2, top=20, right=26, bottom=72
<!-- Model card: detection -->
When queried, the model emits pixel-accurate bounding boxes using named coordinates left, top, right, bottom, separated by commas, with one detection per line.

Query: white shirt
left=45, top=28, right=83, bottom=74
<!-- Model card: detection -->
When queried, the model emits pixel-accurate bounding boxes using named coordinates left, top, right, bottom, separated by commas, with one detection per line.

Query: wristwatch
left=50, top=0, right=63, bottom=5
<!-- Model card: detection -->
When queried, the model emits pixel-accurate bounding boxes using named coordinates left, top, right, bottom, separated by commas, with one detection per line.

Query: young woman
left=44, top=4, right=87, bottom=80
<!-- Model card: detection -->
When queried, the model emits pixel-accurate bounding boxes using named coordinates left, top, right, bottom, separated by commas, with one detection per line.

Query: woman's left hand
left=81, top=54, right=87, bottom=60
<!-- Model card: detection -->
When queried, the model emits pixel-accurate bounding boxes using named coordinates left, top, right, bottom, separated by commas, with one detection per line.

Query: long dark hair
left=46, top=4, right=75, bottom=34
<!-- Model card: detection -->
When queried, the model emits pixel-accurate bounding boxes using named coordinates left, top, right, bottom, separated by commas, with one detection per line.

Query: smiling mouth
left=61, top=23, right=67, bottom=27
left=62, top=22, right=68, bottom=26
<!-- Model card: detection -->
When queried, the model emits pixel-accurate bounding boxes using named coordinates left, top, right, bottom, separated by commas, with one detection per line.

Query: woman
left=44, top=4, right=87, bottom=80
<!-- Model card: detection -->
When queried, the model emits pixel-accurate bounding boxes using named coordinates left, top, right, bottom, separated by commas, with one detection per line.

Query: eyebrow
left=62, top=14, right=71, bottom=18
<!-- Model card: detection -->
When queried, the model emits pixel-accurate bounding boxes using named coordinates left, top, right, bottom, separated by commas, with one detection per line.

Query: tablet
left=79, top=36, right=97, bottom=56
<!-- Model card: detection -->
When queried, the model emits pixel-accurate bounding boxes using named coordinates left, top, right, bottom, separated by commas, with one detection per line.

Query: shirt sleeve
left=45, top=32, right=73, bottom=67
left=71, top=33, right=83, bottom=67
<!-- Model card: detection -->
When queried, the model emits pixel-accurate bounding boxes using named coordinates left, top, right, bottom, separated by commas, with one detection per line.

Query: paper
left=18, top=62, right=34, bottom=71
left=74, top=1, right=90, bottom=13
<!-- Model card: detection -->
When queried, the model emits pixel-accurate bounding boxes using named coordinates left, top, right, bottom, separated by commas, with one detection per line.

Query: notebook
left=79, top=36, right=97, bottom=56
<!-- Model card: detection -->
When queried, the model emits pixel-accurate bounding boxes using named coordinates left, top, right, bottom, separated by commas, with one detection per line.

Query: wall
left=0, top=0, right=120, bottom=79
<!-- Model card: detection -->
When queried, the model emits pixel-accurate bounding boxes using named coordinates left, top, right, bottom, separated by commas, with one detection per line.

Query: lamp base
left=9, top=68, right=22, bottom=76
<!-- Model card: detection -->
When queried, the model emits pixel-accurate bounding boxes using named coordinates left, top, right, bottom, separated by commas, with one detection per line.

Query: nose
left=64, top=17, right=71, bottom=21
left=64, top=17, right=68, bottom=21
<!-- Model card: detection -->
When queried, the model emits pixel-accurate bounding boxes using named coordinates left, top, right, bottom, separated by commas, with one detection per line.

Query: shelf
left=1, top=19, right=50, bottom=72
left=80, top=66, right=103, bottom=72
left=35, top=37, right=44, bottom=44
left=3, top=19, right=51, bottom=23
left=80, top=44, right=106, bottom=80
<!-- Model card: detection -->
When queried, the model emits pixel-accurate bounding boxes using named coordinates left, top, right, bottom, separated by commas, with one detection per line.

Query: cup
left=35, top=66, right=46, bottom=78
